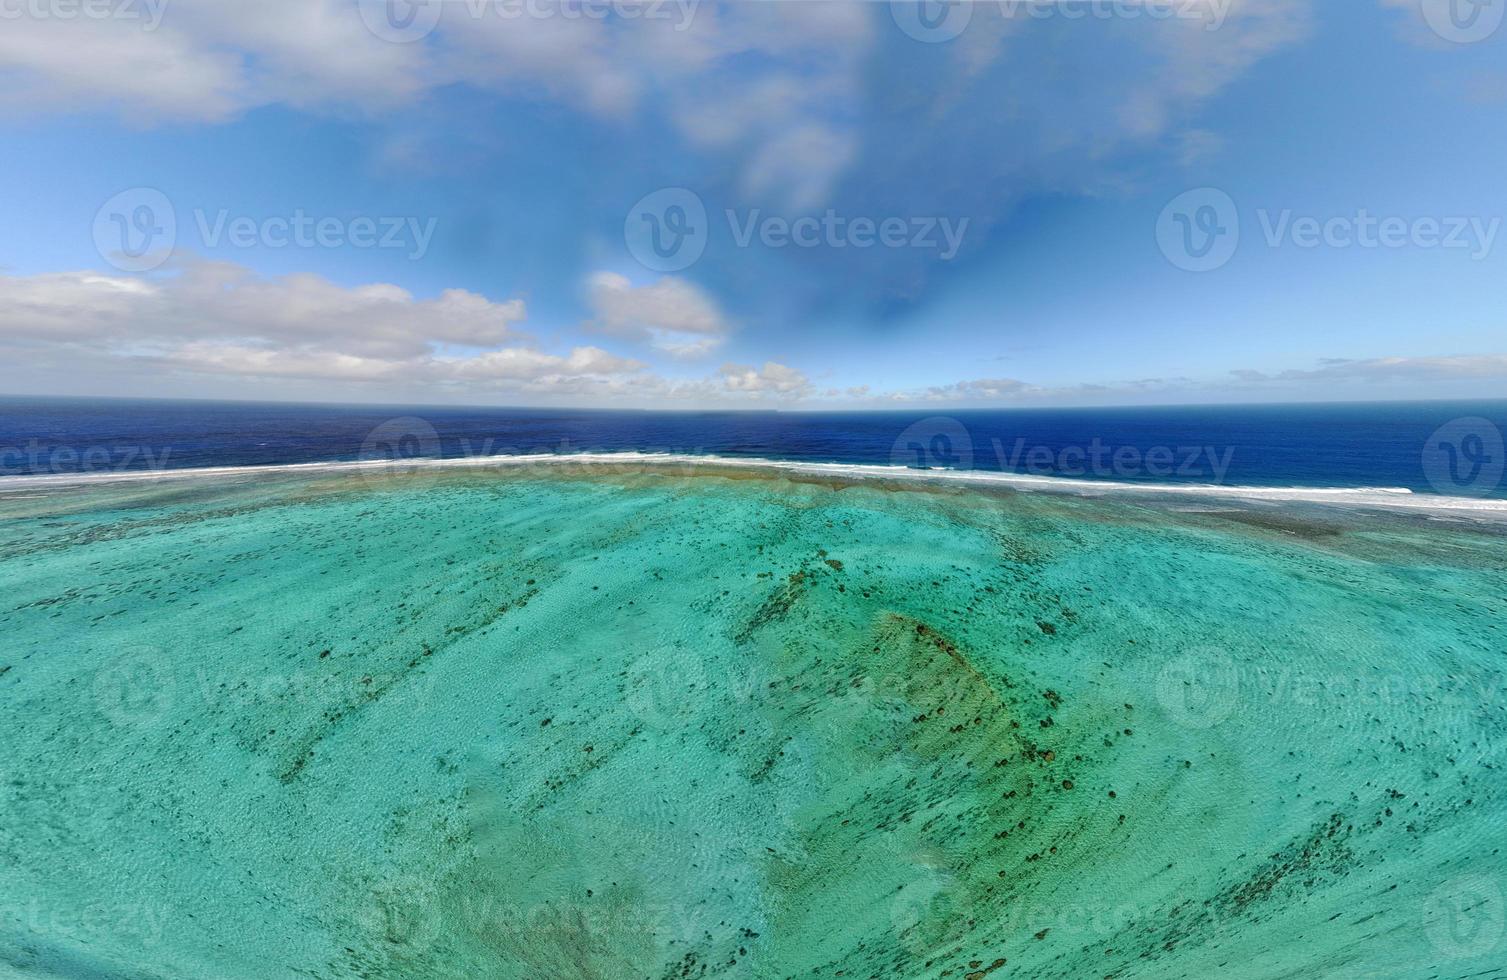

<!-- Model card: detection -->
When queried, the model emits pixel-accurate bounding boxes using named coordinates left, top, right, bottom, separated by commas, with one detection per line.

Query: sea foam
left=3, top=450, right=1505, bottom=517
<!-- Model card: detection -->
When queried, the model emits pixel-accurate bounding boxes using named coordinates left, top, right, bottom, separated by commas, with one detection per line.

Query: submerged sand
left=0, top=464, right=1503, bottom=978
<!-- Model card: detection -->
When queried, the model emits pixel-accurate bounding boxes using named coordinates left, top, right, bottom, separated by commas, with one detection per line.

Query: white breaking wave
left=2, top=451, right=1506, bottom=518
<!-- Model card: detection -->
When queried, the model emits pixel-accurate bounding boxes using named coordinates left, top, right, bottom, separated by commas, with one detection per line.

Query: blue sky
left=1, top=0, right=1504, bottom=407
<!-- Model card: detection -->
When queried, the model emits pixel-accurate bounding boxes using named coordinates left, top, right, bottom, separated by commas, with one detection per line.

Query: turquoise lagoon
left=1, top=460, right=1504, bottom=979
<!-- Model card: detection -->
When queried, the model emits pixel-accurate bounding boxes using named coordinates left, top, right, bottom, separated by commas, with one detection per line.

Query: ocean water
left=1, top=460, right=1504, bottom=978
left=2, top=397, right=1506, bottom=498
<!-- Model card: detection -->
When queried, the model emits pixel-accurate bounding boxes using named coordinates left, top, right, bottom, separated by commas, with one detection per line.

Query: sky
left=0, top=0, right=1504, bottom=409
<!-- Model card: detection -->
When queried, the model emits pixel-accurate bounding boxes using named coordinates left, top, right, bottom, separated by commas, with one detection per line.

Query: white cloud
left=0, top=0, right=426, bottom=122
left=162, top=344, right=408, bottom=382
left=586, top=272, right=730, bottom=358
left=0, top=260, right=527, bottom=359
left=1175, top=128, right=1227, bottom=167
left=915, top=377, right=1032, bottom=401
left=1232, top=354, right=1507, bottom=383
left=3, top=262, right=1497, bottom=408
left=1125, top=0, right=1313, bottom=126
left=864, top=353, right=1507, bottom=407
left=0, top=0, right=873, bottom=207
left=0, top=260, right=841, bottom=405
left=0, top=1, right=1309, bottom=217
left=444, top=345, right=645, bottom=382
left=0, top=259, right=640, bottom=392
left=740, top=123, right=857, bottom=213
left=719, top=361, right=812, bottom=397
left=0, top=15, right=243, bottom=122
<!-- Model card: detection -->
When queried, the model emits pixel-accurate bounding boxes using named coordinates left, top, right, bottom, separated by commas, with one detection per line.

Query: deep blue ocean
left=1, top=396, right=1504, bottom=497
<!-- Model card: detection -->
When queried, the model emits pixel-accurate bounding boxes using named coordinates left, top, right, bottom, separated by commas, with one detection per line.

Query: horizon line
left=2, top=392, right=1506, bottom=416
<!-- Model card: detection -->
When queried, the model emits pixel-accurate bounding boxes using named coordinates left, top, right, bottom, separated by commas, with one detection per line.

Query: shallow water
left=1, top=465, right=1504, bottom=979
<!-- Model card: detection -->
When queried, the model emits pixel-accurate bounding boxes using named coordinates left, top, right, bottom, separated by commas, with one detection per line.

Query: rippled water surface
left=2, top=465, right=1504, bottom=978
